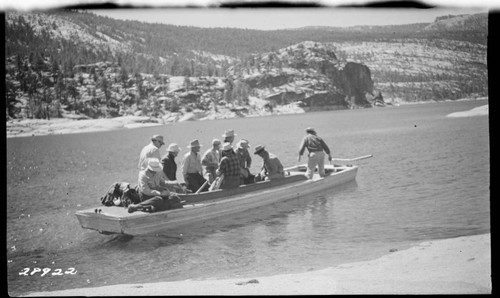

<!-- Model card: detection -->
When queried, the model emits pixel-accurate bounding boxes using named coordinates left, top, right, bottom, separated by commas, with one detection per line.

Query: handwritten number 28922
left=19, top=267, right=77, bottom=277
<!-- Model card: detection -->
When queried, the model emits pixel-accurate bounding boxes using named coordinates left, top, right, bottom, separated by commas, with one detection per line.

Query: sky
left=90, top=6, right=489, bottom=30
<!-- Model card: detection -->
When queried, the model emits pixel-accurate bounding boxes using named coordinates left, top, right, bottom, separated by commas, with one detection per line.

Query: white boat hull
left=75, top=165, right=358, bottom=235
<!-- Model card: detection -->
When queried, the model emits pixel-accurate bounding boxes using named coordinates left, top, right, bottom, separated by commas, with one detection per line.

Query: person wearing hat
left=129, top=158, right=183, bottom=213
left=216, top=142, right=241, bottom=189
left=160, top=143, right=190, bottom=193
left=202, top=139, right=221, bottom=184
left=181, top=139, right=209, bottom=193
left=222, top=129, right=237, bottom=145
left=138, top=134, right=165, bottom=170
left=235, top=139, right=255, bottom=184
left=161, top=143, right=181, bottom=181
left=298, top=127, right=332, bottom=179
left=254, top=145, right=285, bottom=181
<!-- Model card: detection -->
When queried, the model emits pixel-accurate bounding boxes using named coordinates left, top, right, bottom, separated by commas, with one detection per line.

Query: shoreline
left=22, top=233, right=491, bottom=296
left=6, top=98, right=488, bottom=139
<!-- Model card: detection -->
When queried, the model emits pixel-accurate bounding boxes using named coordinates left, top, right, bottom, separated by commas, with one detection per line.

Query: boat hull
left=75, top=165, right=358, bottom=235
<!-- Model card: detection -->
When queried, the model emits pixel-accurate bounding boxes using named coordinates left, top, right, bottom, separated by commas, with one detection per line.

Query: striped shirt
left=217, top=151, right=241, bottom=178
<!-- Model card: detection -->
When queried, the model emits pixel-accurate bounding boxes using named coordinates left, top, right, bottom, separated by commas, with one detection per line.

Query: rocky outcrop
left=339, top=62, right=374, bottom=107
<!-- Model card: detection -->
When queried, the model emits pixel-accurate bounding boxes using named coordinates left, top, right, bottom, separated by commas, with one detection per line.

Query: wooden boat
left=75, top=161, right=365, bottom=236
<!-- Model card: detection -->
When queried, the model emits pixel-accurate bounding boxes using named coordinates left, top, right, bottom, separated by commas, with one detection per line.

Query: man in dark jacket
left=162, top=143, right=181, bottom=181
left=298, top=127, right=332, bottom=179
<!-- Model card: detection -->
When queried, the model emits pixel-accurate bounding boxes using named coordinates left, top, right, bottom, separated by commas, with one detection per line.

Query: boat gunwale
left=75, top=165, right=357, bottom=222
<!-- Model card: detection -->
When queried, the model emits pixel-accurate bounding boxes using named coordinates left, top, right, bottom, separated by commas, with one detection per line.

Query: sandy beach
left=23, top=233, right=490, bottom=296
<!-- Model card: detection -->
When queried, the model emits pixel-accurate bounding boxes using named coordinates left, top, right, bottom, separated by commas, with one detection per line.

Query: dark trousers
left=185, top=173, right=208, bottom=193
left=137, top=195, right=169, bottom=211
left=138, top=194, right=182, bottom=212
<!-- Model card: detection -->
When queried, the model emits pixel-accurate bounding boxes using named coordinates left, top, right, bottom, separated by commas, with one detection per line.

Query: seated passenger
left=253, top=145, right=285, bottom=182
left=128, top=158, right=182, bottom=213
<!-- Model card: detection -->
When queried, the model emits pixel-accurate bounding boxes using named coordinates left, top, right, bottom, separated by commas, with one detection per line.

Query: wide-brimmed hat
left=237, top=139, right=250, bottom=149
left=305, top=127, right=316, bottom=134
left=167, top=143, right=181, bottom=153
left=222, top=129, right=237, bottom=138
left=152, top=135, right=165, bottom=145
left=187, top=139, right=203, bottom=148
left=254, top=145, right=265, bottom=155
left=147, top=158, right=163, bottom=172
left=212, top=138, right=221, bottom=146
left=221, top=142, right=233, bottom=152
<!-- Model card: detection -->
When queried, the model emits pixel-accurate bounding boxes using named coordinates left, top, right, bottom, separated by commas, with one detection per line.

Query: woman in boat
left=201, top=138, right=221, bottom=184
left=216, top=142, right=241, bottom=189
left=298, top=127, right=332, bottom=179
left=254, top=145, right=285, bottom=181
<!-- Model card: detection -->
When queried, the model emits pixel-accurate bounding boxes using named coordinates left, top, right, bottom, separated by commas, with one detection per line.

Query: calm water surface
left=7, top=100, right=490, bottom=296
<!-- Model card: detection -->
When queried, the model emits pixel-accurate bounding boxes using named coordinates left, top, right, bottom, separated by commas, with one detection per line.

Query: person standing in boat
left=234, top=139, right=255, bottom=184
left=128, top=158, right=182, bottom=213
left=222, top=129, right=237, bottom=145
left=138, top=134, right=165, bottom=170
left=181, top=139, right=209, bottom=193
left=161, top=143, right=181, bottom=181
left=202, top=138, right=221, bottom=184
left=254, top=145, right=285, bottom=181
left=298, top=127, right=332, bottom=179
left=160, top=143, right=188, bottom=193
left=216, top=142, right=241, bottom=189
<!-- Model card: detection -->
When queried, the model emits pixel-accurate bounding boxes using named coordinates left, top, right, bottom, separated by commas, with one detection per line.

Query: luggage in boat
left=100, top=182, right=141, bottom=207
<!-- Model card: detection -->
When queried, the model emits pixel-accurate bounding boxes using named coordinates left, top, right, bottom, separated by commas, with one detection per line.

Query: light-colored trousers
left=307, top=151, right=326, bottom=179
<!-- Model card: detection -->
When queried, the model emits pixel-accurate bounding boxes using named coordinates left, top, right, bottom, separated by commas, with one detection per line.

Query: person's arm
left=181, top=154, right=189, bottom=180
left=201, top=150, right=211, bottom=167
left=246, top=152, right=252, bottom=168
left=216, top=158, right=227, bottom=176
left=158, top=175, right=171, bottom=195
left=298, top=137, right=307, bottom=161
left=196, top=154, right=203, bottom=174
left=319, top=138, right=332, bottom=160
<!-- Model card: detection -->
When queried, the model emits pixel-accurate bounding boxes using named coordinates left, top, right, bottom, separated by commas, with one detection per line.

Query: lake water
left=7, top=100, right=490, bottom=296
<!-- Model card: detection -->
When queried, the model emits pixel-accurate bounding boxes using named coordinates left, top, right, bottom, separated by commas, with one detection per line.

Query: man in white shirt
left=181, top=139, right=209, bottom=193
left=138, top=134, right=165, bottom=170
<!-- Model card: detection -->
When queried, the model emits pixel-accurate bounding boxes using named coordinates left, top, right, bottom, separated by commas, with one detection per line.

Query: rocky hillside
left=5, top=10, right=488, bottom=122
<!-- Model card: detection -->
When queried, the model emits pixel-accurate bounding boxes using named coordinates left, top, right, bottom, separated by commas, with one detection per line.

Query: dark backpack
left=121, top=186, right=141, bottom=207
left=100, top=182, right=141, bottom=207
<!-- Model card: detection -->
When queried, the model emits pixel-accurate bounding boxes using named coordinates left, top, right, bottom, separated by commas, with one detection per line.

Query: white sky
left=90, top=7, right=489, bottom=30
left=1, top=1, right=498, bottom=23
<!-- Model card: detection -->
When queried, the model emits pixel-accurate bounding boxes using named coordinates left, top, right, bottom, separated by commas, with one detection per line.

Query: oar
left=331, top=154, right=373, bottom=163
left=195, top=180, right=209, bottom=194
